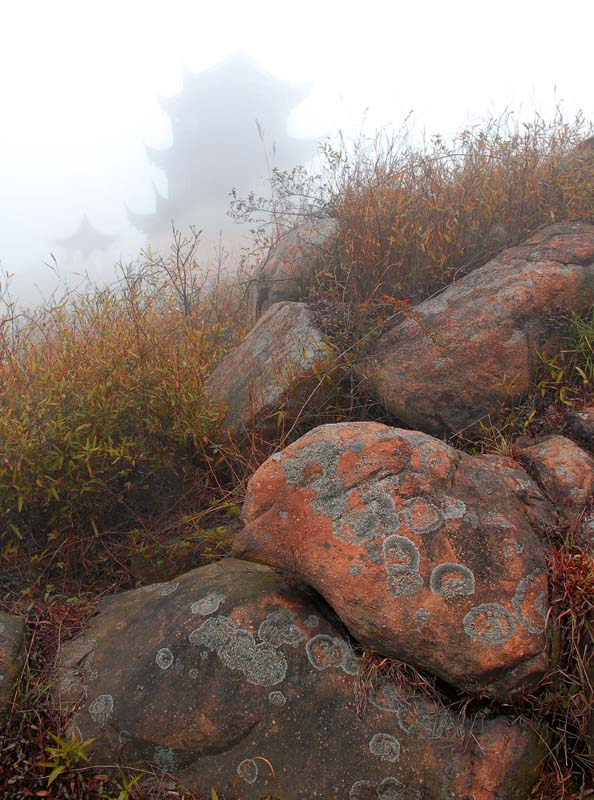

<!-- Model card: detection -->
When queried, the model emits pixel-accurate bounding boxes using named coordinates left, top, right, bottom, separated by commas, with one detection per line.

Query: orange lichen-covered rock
left=517, top=434, right=594, bottom=551
left=517, top=435, right=594, bottom=524
left=234, top=422, right=552, bottom=699
left=356, top=222, right=594, bottom=435
left=55, top=559, right=545, bottom=799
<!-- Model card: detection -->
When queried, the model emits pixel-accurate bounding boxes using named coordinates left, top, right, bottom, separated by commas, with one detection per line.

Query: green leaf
left=47, top=764, right=66, bottom=784
left=211, top=789, right=220, bottom=800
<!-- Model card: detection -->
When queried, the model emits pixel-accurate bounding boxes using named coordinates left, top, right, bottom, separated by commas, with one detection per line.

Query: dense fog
left=1, top=0, right=592, bottom=307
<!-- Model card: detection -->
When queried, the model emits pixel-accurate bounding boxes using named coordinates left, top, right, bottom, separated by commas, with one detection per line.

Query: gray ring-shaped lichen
left=463, top=603, right=516, bottom=644
left=382, top=534, right=421, bottom=573
left=512, top=569, right=547, bottom=634
left=237, top=758, right=258, bottom=784
left=429, top=562, right=476, bottom=600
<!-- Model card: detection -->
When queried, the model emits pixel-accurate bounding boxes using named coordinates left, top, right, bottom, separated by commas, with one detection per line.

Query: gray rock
left=205, top=301, right=333, bottom=439
left=249, top=219, right=338, bottom=318
left=55, top=559, right=546, bottom=799
left=0, top=611, right=27, bottom=718
left=356, top=222, right=594, bottom=435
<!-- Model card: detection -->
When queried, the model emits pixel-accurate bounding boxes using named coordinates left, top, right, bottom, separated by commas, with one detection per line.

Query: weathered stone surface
left=234, top=422, right=551, bottom=699
left=357, top=222, right=594, bottom=435
left=249, top=219, right=338, bottom=318
left=205, top=301, right=333, bottom=438
left=477, top=452, right=558, bottom=533
left=517, top=435, right=594, bottom=552
left=565, top=406, right=594, bottom=448
left=56, top=559, right=545, bottom=799
left=517, top=436, right=594, bottom=524
left=0, top=611, right=27, bottom=717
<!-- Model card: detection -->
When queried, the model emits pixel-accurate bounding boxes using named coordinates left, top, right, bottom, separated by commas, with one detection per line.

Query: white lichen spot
left=190, top=615, right=288, bottom=687
left=156, top=581, right=180, bottom=597
left=269, top=690, right=286, bottom=706
left=189, top=616, right=235, bottom=650
left=155, top=647, right=174, bottom=670
left=410, top=705, right=457, bottom=741
left=463, top=603, right=516, bottom=644
left=369, top=732, right=401, bottom=762
left=382, top=534, right=424, bottom=597
left=59, top=673, right=82, bottom=694
left=88, top=694, right=113, bottom=727
left=306, top=634, right=346, bottom=670
left=237, top=758, right=258, bottom=784
left=397, top=497, right=443, bottom=534
left=415, top=608, right=430, bottom=630
left=191, top=592, right=226, bottom=616
left=305, top=634, right=360, bottom=675
left=0, top=623, right=5, bottom=637
left=81, top=651, right=98, bottom=680
left=441, top=496, right=467, bottom=520
left=258, top=608, right=306, bottom=647
left=302, top=614, right=319, bottom=629
left=349, top=781, right=375, bottom=800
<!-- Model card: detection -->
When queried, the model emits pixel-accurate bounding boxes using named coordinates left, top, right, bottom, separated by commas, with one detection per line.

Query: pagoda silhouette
left=54, top=214, right=117, bottom=258
left=126, top=51, right=314, bottom=243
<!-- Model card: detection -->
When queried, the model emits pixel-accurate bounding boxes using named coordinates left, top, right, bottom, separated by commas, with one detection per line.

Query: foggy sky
left=1, top=0, right=593, bottom=307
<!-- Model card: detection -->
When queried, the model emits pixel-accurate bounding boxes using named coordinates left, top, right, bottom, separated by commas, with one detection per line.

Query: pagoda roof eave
left=54, top=214, right=117, bottom=255
left=144, top=143, right=172, bottom=168
left=159, top=52, right=310, bottom=116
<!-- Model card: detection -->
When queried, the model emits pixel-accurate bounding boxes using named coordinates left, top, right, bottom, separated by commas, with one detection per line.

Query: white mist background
left=1, top=0, right=593, bottom=306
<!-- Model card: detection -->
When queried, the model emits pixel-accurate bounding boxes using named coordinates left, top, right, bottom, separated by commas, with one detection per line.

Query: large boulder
left=205, top=301, right=333, bottom=439
left=234, top=422, right=552, bottom=699
left=0, top=611, right=27, bottom=718
left=249, top=219, right=338, bottom=318
left=55, top=559, right=545, bottom=799
left=356, top=222, right=594, bottom=435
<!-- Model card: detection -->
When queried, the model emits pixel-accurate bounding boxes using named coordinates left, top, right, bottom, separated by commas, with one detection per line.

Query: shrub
left=324, top=110, right=594, bottom=312
left=235, top=110, right=594, bottom=344
left=0, top=235, right=248, bottom=575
